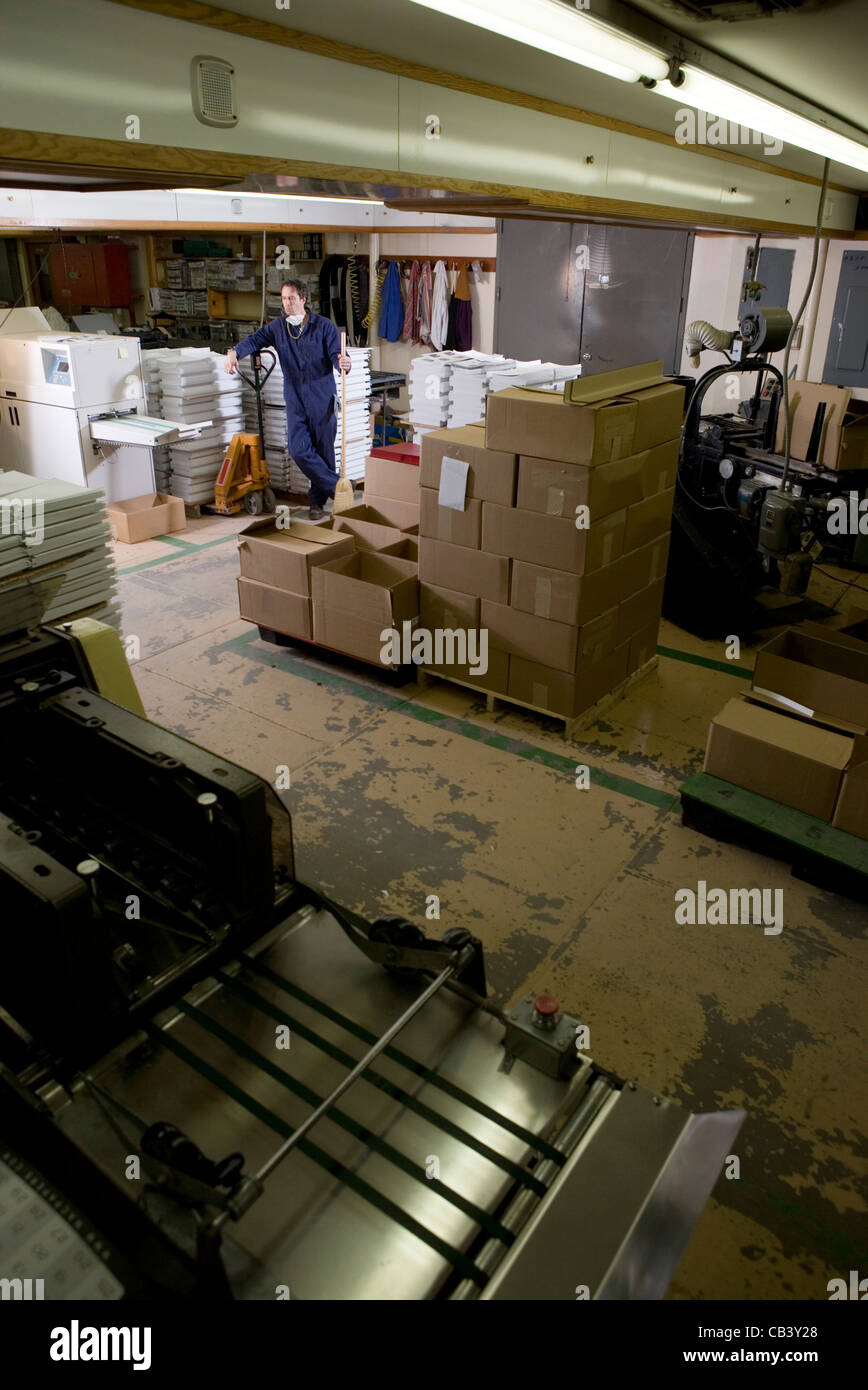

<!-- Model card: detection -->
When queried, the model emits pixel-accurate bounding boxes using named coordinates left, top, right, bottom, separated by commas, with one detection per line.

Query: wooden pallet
left=418, top=657, right=658, bottom=742
left=680, top=773, right=868, bottom=904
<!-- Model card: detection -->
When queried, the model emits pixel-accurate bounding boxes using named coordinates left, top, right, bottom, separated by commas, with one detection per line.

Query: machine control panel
left=42, top=349, right=71, bottom=386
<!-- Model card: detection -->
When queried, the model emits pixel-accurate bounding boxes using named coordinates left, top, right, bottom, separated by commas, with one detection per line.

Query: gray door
left=576, top=224, right=694, bottom=376
left=494, top=219, right=582, bottom=362
left=741, top=247, right=794, bottom=313
left=823, top=250, right=868, bottom=388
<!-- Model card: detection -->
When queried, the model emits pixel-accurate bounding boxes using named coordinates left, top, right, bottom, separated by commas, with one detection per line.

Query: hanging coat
left=402, top=260, right=420, bottom=342
left=378, top=261, right=403, bottom=342
left=430, top=259, right=449, bottom=350
left=453, top=263, right=473, bottom=351
left=417, top=261, right=433, bottom=346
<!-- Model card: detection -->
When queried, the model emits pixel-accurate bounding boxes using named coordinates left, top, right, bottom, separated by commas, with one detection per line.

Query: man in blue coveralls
left=225, top=280, right=351, bottom=520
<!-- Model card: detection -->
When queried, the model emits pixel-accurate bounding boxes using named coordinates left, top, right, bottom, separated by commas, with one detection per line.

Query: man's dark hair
left=281, top=279, right=307, bottom=299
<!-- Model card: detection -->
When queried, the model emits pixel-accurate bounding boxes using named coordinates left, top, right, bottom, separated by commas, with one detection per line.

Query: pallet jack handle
left=235, top=348, right=278, bottom=446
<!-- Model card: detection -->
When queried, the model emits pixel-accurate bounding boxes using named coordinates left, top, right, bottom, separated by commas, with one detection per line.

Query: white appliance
left=0, top=311, right=203, bottom=502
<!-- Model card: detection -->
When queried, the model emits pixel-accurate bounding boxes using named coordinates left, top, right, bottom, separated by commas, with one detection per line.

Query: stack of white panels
left=486, top=361, right=582, bottom=392
left=409, top=354, right=451, bottom=436
left=0, top=472, right=120, bottom=636
left=334, top=348, right=371, bottom=484
left=149, top=350, right=243, bottom=505
left=447, top=354, right=519, bottom=427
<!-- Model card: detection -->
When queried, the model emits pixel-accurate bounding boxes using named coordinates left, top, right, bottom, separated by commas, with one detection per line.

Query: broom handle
left=339, top=331, right=347, bottom=481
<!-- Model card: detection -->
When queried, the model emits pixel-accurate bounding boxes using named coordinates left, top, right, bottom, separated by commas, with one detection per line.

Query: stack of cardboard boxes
left=705, top=618, right=868, bottom=840
left=237, top=455, right=422, bottom=670
left=418, top=362, right=684, bottom=718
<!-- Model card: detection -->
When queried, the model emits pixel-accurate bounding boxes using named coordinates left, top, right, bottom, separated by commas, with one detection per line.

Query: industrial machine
left=665, top=300, right=868, bottom=637
left=213, top=349, right=277, bottom=516
left=0, top=615, right=744, bottom=1301
left=0, top=308, right=203, bottom=502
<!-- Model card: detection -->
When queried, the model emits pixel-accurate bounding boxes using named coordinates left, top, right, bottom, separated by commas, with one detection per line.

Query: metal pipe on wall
left=795, top=235, right=828, bottom=381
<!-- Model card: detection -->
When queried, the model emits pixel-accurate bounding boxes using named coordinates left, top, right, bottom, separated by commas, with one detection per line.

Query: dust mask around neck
left=286, top=312, right=305, bottom=326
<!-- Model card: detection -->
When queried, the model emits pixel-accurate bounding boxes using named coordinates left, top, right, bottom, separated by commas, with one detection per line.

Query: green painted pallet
left=680, top=773, right=868, bottom=904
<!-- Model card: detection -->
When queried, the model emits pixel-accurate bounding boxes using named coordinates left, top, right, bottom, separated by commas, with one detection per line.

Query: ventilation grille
left=657, top=0, right=826, bottom=20
left=191, top=56, right=237, bottom=127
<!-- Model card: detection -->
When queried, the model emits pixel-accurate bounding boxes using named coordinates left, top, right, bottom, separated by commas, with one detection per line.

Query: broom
left=333, top=331, right=355, bottom=514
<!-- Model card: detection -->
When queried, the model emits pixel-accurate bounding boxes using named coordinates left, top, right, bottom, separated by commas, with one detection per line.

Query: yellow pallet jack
left=213, top=348, right=278, bottom=516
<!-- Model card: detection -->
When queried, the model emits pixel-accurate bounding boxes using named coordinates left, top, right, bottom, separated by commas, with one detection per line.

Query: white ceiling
left=219, top=0, right=868, bottom=190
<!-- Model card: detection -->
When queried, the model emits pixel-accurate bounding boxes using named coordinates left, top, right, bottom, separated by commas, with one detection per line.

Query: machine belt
left=242, top=954, right=567, bottom=1168
left=216, top=970, right=548, bottom=1198
left=179, top=999, right=516, bottom=1247
left=145, top=1022, right=490, bottom=1289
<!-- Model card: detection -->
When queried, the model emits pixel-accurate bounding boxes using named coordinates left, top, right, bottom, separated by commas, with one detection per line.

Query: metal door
left=494, top=220, right=582, bottom=362
left=741, top=247, right=794, bottom=312
left=575, top=225, right=694, bottom=376
left=823, top=250, right=868, bottom=388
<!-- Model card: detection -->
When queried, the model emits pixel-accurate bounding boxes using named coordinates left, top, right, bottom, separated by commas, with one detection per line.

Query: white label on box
left=439, top=456, right=469, bottom=511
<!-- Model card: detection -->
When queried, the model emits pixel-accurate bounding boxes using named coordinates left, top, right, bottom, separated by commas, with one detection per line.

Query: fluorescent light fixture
left=408, top=0, right=668, bottom=84
left=173, top=188, right=386, bottom=205
left=652, top=67, right=868, bottom=175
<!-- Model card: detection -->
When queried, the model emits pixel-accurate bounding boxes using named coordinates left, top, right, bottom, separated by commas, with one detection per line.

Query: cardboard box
left=704, top=697, right=852, bottom=820
left=482, top=503, right=625, bottom=574
left=360, top=494, right=420, bottom=531
left=312, top=606, right=398, bottom=667
left=364, top=454, right=421, bottom=503
left=508, top=644, right=629, bottom=719
left=516, top=440, right=678, bottom=521
left=379, top=536, right=419, bottom=563
left=311, top=550, right=418, bottom=629
left=752, top=628, right=868, bottom=728
left=237, top=577, right=311, bottom=640
left=420, top=427, right=517, bottom=505
left=832, top=734, right=868, bottom=839
left=774, top=381, right=868, bottom=472
left=511, top=535, right=670, bottom=626
left=627, top=619, right=659, bottom=675
left=420, top=487, right=481, bottom=548
left=238, top=517, right=354, bottom=595
left=425, top=645, right=510, bottom=696
left=840, top=604, right=868, bottom=645
left=419, top=537, right=510, bottom=603
left=623, top=487, right=674, bottom=552
left=480, top=600, right=616, bottom=673
left=617, top=579, right=666, bottom=646
left=108, top=492, right=186, bottom=544
left=486, top=363, right=684, bottom=465
left=421, top=583, right=480, bottom=631
left=332, top=513, right=406, bottom=553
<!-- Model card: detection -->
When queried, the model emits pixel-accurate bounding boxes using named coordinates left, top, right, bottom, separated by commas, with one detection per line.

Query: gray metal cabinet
left=823, top=250, right=868, bottom=388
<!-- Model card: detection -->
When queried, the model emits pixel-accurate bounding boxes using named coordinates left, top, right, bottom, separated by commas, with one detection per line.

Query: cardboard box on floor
left=752, top=626, right=868, bottom=729
left=774, top=382, right=868, bottom=472
left=482, top=502, right=625, bottom=573
left=425, top=644, right=510, bottom=696
left=364, top=454, right=420, bottom=503
left=108, top=492, right=186, bottom=544
left=420, top=488, right=482, bottom=549
left=379, top=535, right=419, bottom=564
left=419, top=537, right=510, bottom=603
left=510, top=535, right=670, bottom=626
left=312, top=551, right=419, bottom=667
left=516, top=440, right=678, bottom=520
left=485, top=362, right=685, bottom=465
left=238, top=516, right=354, bottom=594
left=704, top=697, right=853, bottom=820
left=508, top=644, right=629, bottom=720
left=237, top=577, right=312, bottom=640
left=420, top=426, right=517, bottom=505
left=833, top=733, right=868, bottom=839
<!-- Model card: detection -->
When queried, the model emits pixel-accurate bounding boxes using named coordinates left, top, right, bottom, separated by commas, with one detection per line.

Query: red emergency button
left=533, top=994, right=559, bottom=1017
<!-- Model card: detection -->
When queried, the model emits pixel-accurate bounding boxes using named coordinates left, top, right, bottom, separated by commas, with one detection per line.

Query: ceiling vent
left=191, top=56, right=238, bottom=128
left=656, top=0, right=827, bottom=19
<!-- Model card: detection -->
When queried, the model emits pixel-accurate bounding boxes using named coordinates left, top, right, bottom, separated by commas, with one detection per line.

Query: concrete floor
left=114, top=511, right=868, bottom=1302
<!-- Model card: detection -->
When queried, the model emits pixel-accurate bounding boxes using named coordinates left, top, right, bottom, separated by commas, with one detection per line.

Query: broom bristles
left=332, top=476, right=356, bottom=513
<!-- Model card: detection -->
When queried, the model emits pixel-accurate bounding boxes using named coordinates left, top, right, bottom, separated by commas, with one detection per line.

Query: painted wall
left=0, top=0, right=857, bottom=233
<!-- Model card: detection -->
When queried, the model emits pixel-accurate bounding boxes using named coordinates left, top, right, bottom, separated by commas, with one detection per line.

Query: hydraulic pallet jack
left=214, top=348, right=278, bottom=516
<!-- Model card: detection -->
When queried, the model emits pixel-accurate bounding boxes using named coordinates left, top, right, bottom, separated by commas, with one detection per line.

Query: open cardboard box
left=311, top=550, right=418, bottom=667
left=752, top=626, right=868, bottom=729
left=774, top=382, right=868, bottom=472
left=833, top=732, right=868, bottom=839
left=107, top=492, right=186, bottom=544
left=238, top=516, right=354, bottom=594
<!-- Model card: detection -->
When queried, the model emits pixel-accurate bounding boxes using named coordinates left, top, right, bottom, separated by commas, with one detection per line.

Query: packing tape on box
left=546, top=487, right=566, bottom=517
left=532, top=682, right=549, bottom=708
left=533, top=577, right=552, bottom=619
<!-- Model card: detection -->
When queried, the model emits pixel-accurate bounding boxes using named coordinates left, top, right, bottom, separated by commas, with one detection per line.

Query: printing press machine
left=0, top=617, right=744, bottom=1301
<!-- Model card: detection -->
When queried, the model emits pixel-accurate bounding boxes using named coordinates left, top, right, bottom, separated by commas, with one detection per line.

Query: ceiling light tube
left=408, top=0, right=669, bottom=84
left=652, top=67, right=868, bottom=175
left=173, top=189, right=386, bottom=205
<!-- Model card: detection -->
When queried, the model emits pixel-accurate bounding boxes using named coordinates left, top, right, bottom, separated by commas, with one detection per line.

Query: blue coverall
left=235, top=313, right=348, bottom=508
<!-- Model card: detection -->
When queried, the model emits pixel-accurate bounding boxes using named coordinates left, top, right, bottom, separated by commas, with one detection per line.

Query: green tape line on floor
left=657, top=645, right=753, bottom=679
left=118, top=532, right=239, bottom=574
left=218, top=627, right=678, bottom=812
